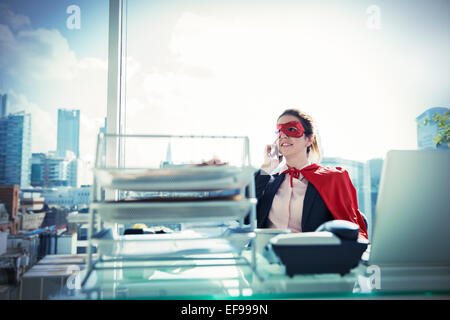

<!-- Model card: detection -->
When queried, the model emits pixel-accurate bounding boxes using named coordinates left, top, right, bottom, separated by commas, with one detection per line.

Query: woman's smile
left=280, top=142, right=293, bottom=148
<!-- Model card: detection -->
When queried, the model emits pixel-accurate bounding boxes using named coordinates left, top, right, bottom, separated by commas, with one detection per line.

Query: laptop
left=366, top=150, right=450, bottom=291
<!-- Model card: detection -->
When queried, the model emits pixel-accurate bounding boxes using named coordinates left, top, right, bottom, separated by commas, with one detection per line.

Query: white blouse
left=266, top=163, right=310, bottom=233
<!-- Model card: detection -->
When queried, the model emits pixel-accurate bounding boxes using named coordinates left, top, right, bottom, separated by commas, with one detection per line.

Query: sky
left=125, top=0, right=450, bottom=165
left=0, top=0, right=449, bottom=169
left=0, top=0, right=109, bottom=164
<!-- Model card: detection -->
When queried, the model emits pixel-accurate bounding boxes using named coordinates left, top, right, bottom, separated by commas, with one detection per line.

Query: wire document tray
left=82, top=134, right=259, bottom=290
left=91, top=229, right=255, bottom=258
left=91, top=199, right=256, bottom=224
left=95, top=166, right=256, bottom=191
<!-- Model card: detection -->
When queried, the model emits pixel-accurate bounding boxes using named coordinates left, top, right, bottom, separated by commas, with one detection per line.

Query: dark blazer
left=252, top=169, right=334, bottom=231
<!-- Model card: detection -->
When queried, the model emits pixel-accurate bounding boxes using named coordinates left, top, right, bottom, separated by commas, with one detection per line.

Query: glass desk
left=54, top=250, right=450, bottom=300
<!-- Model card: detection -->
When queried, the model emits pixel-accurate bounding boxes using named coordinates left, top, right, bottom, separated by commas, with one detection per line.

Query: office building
left=57, top=109, right=80, bottom=158
left=45, top=151, right=73, bottom=187
left=0, top=93, right=7, bottom=118
left=42, top=185, right=91, bottom=207
left=69, top=158, right=90, bottom=188
left=30, top=153, right=46, bottom=187
left=416, top=107, right=449, bottom=149
left=30, top=151, right=81, bottom=188
left=0, top=112, right=32, bottom=188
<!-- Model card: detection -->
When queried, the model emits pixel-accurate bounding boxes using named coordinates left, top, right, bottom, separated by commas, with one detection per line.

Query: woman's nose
left=279, top=131, right=289, bottom=139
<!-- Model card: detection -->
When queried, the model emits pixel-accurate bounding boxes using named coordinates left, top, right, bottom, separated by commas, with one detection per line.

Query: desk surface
left=49, top=251, right=450, bottom=300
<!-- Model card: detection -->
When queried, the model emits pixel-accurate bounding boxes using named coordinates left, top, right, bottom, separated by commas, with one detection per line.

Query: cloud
left=0, top=4, right=108, bottom=162
left=0, top=4, right=31, bottom=30
left=23, top=29, right=75, bottom=80
left=127, top=9, right=443, bottom=162
left=0, top=24, right=17, bottom=72
left=0, top=22, right=15, bottom=43
left=1, top=25, right=97, bottom=81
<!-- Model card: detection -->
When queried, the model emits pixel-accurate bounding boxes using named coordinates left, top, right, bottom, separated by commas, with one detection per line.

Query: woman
left=254, top=108, right=368, bottom=240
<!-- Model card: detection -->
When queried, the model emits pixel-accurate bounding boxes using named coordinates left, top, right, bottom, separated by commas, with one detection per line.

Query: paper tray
left=91, top=229, right=255, bottom=258
left=91, top=199, right=256, bottom=224
left=94, top=166, right=256, bottom=191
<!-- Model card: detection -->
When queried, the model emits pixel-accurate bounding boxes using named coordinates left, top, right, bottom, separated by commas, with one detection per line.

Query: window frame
left=106, top=0, right=127, bottom=170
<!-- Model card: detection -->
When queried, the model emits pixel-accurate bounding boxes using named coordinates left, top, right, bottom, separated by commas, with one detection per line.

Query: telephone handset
left=265, top=220, right=369, bottom=276
left=272, top=143, right=283, bottom=162
left=315, top=220, right=360, bottom=241
left=274, top=144, right=280, bottom=159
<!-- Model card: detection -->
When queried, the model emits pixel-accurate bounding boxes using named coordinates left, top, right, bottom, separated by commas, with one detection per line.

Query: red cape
left=300, top=163, right=369, bottom=240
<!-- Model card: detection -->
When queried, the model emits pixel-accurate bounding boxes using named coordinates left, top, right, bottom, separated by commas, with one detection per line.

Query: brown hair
left=278, top=108, right=322, bottom=162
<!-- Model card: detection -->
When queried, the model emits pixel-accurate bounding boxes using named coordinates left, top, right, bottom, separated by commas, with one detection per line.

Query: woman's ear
left=306, top=134, right=314, bottom=148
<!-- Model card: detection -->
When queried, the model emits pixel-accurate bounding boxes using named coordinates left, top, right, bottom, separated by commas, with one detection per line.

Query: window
left=120, top=0, right=450, bottom=235
left=123, top=0, right=449, bottom=163
left=0, top=0, right=109, bottom=196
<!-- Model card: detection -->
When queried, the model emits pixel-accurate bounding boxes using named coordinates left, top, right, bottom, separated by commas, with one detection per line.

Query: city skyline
left=0, top=103, right=97, bottom=188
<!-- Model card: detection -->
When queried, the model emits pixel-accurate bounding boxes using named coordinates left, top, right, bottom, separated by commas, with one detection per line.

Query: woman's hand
left=261, top=142, right=283, bottom=174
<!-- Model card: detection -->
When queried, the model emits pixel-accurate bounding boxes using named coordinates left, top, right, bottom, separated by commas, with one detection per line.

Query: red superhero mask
left=276, top=121, right=304, bottom=138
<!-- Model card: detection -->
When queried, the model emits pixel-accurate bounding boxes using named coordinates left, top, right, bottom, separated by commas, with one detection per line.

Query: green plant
left=424, top=111, right=450, bottom=148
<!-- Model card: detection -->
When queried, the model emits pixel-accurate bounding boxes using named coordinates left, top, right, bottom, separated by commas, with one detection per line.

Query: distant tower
left=0, top=94, right=7, bottom=118
left=57, top=109, right=80, bottom=158
left=160, top=142, right=173, bottom=168
left=0, top=112, right=32, bottom=187
left=166, top=141, right=172, bottom=164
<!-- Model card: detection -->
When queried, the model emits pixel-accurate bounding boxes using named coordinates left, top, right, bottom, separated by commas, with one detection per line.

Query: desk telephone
left=265, top=220, right=369, bottom=276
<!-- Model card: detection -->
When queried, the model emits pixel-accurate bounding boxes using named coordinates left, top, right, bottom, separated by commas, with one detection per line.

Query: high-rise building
left=31, top=151, right=84, bottom=188
left=0, top=94, right=7, bottom=118
left=33, top=151, right=78, bottom=187
left=57, top=109, right=80, bottom=158
left=0, top=112, right=32, bottom=188
left=46, top=154, right=71, bottom=187
left=416, top=107, right=449, bottom=149
left=31, top=153, right=47, bottom=187
left=68, top=157, right=90, bottom=188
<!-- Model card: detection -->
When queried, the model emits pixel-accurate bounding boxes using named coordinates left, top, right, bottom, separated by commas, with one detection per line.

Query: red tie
left=282, top=167, right=302, bottom=188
